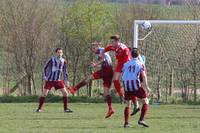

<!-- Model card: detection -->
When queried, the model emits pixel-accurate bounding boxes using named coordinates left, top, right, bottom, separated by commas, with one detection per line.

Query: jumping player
left=69, top=42, right=115, bottom=118
left=103, top=35, right=131, bottom=103
left=122, top=48, right=150, bottom=128
left=36, top=48, right=73, bottom=113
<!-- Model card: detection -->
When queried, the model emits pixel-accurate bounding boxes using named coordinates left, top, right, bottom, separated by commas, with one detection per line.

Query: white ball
left=141, top=21, right=151, bottom=30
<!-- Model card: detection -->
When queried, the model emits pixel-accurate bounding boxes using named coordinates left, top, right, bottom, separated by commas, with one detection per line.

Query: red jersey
left=105, top=43, right=131, bottom=64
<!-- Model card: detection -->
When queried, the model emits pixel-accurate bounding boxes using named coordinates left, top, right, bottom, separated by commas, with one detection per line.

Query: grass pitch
left=0, top=103, right=200, bottom=133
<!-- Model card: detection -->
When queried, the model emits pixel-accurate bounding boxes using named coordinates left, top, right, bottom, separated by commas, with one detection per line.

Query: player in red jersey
left=103, top=35, right=134, bottom=104
left=69, top=42, right=115, bottom=118
left=122, top=48, right=150, bottom=128
left=36, top=48, right=73, bottom=113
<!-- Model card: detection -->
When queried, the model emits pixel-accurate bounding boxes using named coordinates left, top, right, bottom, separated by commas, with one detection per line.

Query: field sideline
left=0, top=103, right=200, bottom=133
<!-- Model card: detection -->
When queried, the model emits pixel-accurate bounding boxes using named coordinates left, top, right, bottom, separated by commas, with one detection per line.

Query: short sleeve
left=105, top=44, right=114, bottom=52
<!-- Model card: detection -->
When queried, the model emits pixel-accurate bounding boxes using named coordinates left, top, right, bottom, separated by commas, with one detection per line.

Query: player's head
left=91, top=42, right=100, bottom=53
left=55, top=47, right=63, bottom=58
left=131, top=48, right=139, bottom=58
left=110, top=35, right=120, bottom=47
left=138, top=48, right=142, bottom=55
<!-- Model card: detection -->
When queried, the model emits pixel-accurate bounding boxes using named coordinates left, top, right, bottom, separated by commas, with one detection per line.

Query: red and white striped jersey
left=42, top=56, right=68, bottom=83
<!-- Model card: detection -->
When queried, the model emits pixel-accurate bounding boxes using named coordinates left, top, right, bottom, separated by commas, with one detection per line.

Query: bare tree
left=0, top=0, right=57, bottom=95
left=186, top=0, right=200, bottom=102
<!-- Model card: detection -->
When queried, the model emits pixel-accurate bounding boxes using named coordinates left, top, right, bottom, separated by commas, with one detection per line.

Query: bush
left=0, top=94, right=120, bottom=103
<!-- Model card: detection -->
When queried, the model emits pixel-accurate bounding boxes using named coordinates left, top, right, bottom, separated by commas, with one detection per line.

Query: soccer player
left=138, top=49, right=146, bottom=65
left=69, top=42, right=115, bottom=118
left=36, top=48, right=73, bottom=113
left=122, top=48, right=150, bottom=128
left=130, top=48, right=146, bottom=116
left=103, top=35, right=131, bottom=103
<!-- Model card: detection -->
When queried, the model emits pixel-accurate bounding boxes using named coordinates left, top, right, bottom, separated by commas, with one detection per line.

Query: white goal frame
left=133, top=20, right=200, bottom=48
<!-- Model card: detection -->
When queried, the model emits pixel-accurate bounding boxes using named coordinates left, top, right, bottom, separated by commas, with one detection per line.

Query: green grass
left=0, top=103, right=200, bottom=133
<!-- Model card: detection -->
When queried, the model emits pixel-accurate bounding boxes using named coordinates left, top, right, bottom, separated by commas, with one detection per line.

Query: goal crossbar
left=133, top=20, right=200, bottom=48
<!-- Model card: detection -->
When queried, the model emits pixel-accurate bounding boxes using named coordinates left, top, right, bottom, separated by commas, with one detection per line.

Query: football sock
left=124, top=107, right=130, bottom=124
left=106, top=95, right=112, bottom=110
left=140, top=104, right=148, bottom=121
left=63, top=96, right=68, bottom=110
left=38, top=96, right=45, bottom=110
left=75, top=80, right=87, bottom=90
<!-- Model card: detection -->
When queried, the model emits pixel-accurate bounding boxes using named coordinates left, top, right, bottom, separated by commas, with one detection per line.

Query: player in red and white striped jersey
left=69, top=42, right=115, bottom=118
left=122, top=48, right=150, bottom=128
left=36, top=48, right=73, bottom=113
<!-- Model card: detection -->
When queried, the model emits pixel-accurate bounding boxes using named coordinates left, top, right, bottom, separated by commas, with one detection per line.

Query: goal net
left=133, top=20, right=200, bottom=103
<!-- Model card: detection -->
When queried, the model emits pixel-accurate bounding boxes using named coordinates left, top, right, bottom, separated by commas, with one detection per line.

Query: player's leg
left=60, top=87, right=73, bottom=113
left=54, top=80, right=73, bottom=112
left=131, top=96, right=140, bottom=116
left=137, top=87, right=149, bottom=127
left=36, top=82, right=51, bottom=112
left=123, top=91, right=132, bottom=128
left=131, top=73, right=145, bottom=115
left=104, top=83, right=115, bottom=118
left=124, top=100, right=131, bottom=128
left=69, top=71, right=100, bottom=95
left=113, top=72, right=124, bottom=104
left=113, top=72, right=123, bottom=97
left=138, top=97, right=149, bottom=127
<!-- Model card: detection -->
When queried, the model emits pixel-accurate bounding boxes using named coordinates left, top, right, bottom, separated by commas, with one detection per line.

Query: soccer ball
left=141, top=21, right=151, bottom=30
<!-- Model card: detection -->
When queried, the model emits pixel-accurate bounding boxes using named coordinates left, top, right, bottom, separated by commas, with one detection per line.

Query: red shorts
left=124, top=87, right=147, bottom=100
left=115, top=62, right=124, bottom=73
left=92, top=67, right=113, bottom=88
left=44, top=81, right=65, bottom=90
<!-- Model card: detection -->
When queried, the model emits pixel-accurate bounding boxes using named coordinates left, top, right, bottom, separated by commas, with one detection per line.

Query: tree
left=0, top=0, right=57, bottom=95
left=59, top=0, right=114, bottom=96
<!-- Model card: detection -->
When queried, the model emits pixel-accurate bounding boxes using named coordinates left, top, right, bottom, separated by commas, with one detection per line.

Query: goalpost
left=133, top=20, right=200, bottom=48
left=133, top=20, right=200, bottom=102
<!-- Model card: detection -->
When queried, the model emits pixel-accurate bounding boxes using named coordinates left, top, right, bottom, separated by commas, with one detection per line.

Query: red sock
left=106, top=95, right=112, bottom=110
left=63, top=96, right=68, bottom=110
left=132, top=96, right=138, bottom=106
left=140, top=104, right=148, bottom=121
left=124, top=107, right=130, bottom=124
left=75, top=80, right=87, bottom=90
left=38, top=96, right=45, bottom=110
left=113, top=80, right=123, bottom=96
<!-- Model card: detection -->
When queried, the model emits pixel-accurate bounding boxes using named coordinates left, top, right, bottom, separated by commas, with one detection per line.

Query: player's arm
left=41, top=58, right=52, bottom=91
left=42, top=58, right=52, bottom=81
left=63, top=60, right=69, bottom=88
left=141, top=71, right=151, bottom=93
left=89, top=54, right=104, bottom=68
left=104, top=44, right=114, bottom=52
left=141, top=55, right=146, bottom=65
left=122, top=47, right=131, bottom=63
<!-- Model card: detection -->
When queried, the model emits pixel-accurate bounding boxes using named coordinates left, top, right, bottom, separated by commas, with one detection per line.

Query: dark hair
left=110, top=35, right=120, bottom=41
left=131, top=48, right=139, bottom=58
left=55, top=47, right=62, bottom=52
